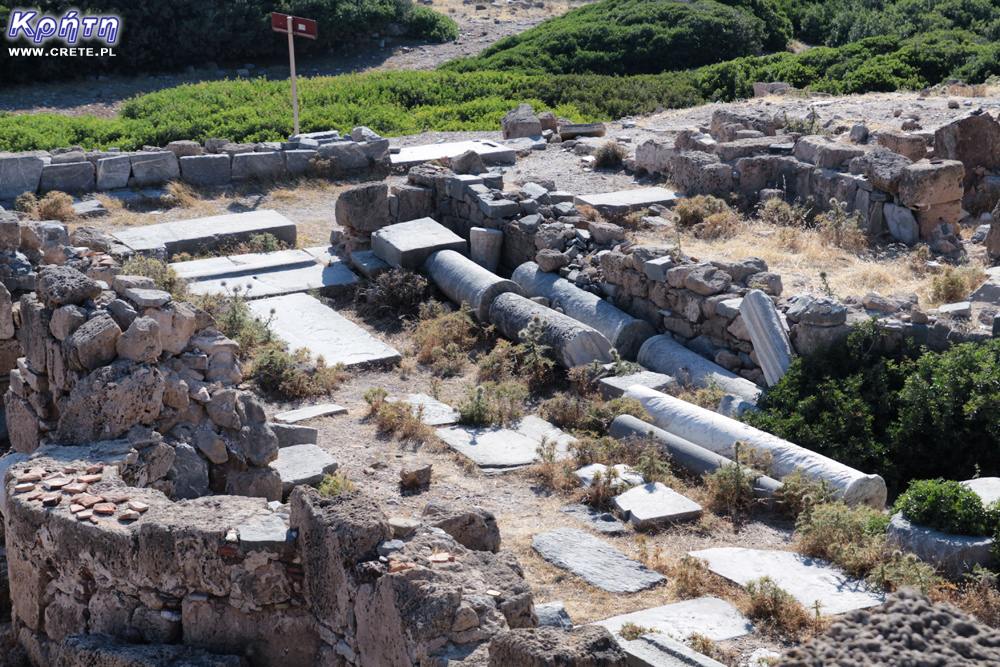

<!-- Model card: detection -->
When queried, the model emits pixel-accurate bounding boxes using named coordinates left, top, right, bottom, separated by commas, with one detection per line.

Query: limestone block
left=180, top=154, right=232, bottom=186
left=130, top=152, right=180, bottom=187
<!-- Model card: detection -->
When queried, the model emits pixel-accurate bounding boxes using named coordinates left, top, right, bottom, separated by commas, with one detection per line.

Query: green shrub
left=404, top=5, right=459, bottom=42
left=458, top=382, right=528, bottom=427
left=121, top=256, right=191, bottom=302
left=248, top=344, right=348, bottom=399
left=675, top=195, right=730, bottom=228
left=894, top=478, right=997, bottom=537
left=363, top=387, right=431, bottom=440
left=540, top=394, right=647, bottom=436
left=931, top=265, right=987, bottom=305
left=317, top=471, right=356, bottom=497
left=356, top=269, right=430, bottom=320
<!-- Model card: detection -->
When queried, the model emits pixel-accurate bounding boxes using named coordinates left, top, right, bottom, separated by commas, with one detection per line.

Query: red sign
left=271, top=13, right=318, bottom=39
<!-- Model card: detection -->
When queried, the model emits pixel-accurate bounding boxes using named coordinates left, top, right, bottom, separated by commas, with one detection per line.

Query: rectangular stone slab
left=436, top=416, right=573, bottom=471
left=620, top=635, right=728, bottom=667
left=390, top=140, right=516, bottom=168
left=689, top=547, right=885, bottom=615
left=174, top=248, right=358, bottom=298
left=594, top=597, right=754, bottom=641
left=274, top=404, right=347, bottom=423
left=371, top=217, right=466, bottom=270
left=574, top=188, right=680, bottom=215
left=268, top=444, right=338, bottom=495
left=387, top=393, right=459, bottom=426
left=532, top=527, right=665, bottom=593
left=559, top=504, right=625, bottom=536
left=600, top=371, right=677, bottom=400
left=612, top=482, right=703, bottom=528
left=112, top=210, right=297, bottom=257
left=247, top=293, right=401, bottom=368
left=171, top=248, right=317, bottom=281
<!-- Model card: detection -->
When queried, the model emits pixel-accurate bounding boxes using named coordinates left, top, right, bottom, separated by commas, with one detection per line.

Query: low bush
left=617, top=622, right=658, bottom=641
left=815, top=198, right=867, bottom=253
left=457, top=382, right=528, bottom=427
left=757, top=198, right=811, bottom=228
left=249, top=345, right=347, bottom=399
left=356, top=269, right=431, bottom=320
left=704, top=442, right=772, bottom=514
left=774, top=469, right=837, bottom=519
left=121, top=256, right=191, bottom=302
left=567, top=350, right=641, bottom=396
left=893, top=478, right=997, bottom=537
left=317, top=471, right=357, bottom=497
left=670, top=555, right=729, bottom=600
left=15, top=190, right=75, bottom=222
left=744, top=576, right=816, bottom=638
left=404, top=5, right=459, bottom=42
left=363, top=387, right=431, bottom=440
left=539, top=394, right=647, bottom=436
left=594, top=141, right=630, bottom=169
left=930, top=265, right=987, bottom=305
left=410, top=302, right=485, bottom=376
left=675, top=195, right=731, bottom=228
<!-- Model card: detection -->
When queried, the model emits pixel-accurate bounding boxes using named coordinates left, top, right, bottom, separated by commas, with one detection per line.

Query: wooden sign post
left=271, top=13, right=318, bottom=136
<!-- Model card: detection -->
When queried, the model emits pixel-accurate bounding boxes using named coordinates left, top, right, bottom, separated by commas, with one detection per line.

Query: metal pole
left=287, top=16, right=300, bottom=136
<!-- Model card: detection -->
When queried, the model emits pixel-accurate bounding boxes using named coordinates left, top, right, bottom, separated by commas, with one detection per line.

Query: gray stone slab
left=232, top=151, right=287, bottom=181
left=620, top=635, right=728, bottom=667
left=274, top=403, right=347, bottom=423
left=0, top=154, right=44, bottom=199
left=435, top=425, right=548, bottom=471
left=613, top=482, right=703, bottom=528
left=270, top=423, right=319, bottom=448
left=600, top=371, right=678, bottom=400
left=970, top=278, right=1000, bottom=305
left=390, top=140, right=517, bottom=168
left=268, top=443, right=338, bottom=494
left=575, top=188, right=679, bottom=215
left=248, top=293, right=401, bottom=368
left=964, top=477, right=1000, bottom=506
left=72, top=199, right=108, bottom=218
left=514, top=415, right=578, bottom=450
left=350, top=249, right=391, bottom=279
left=96, top=155, right=132, bottom=190
left=594, top=597, right=754, bottom=642
left=171, top=248, right=317, bottom=280
left=39, top=161, right=94, bottom=193
left=559, top=504, right=626, bottom=535
left=532, top=527, right=666, bottom=593
left=125, top=288, right=172, bottom=308
left=284, top=149, right=317, bottom=176
left=130, top=151, right=180, bottom=187
left=183, top=260, right=358, bottom=298
left=371, top=217, right=466, bottom=270
left=689, top=547, right=885, bottom=616
left=536, top=602, right=574, bottom=629
left=237, top=513, right=295, bottom=551
left=112, top=210, right=297, bottom=257
left=387, top=393, right=459, bottom=426
left=180, top=154, right=232, bottom=186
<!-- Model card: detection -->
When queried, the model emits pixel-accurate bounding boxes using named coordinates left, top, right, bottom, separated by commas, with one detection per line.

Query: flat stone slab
left=435, top=416, right=574, bottom=471
left=371, top=217, right=466, bottom=270
left=600, top=370, right=678, bottom=400
left=559, top=504, right=626, bottom=536
left=349, top=250, right=391, bottom=279
left=274, top=403, right=348, bottom=423
left=620, top=635, right=728, bottom=667
left=390, top=140, right=516, bottom=168
left=532, top=527, right=665, bottom=593
left=574, top=188, right=680, bottom=215
left=247, top=293, right=401, bottom=368
left=689, top=548, right=885, bottom=616
left=237, top=514, right=294, bottom=551
left=268, top=444, right=338, bottom=494
left=112, top=210, right=297, bottom=257
left=594, top=597, right=754, bottom=642
left=613, top=482, right=703, bottom=528
left=387, top=393, right=459, bottom=426
left=174, top=247, right=358, bottom=298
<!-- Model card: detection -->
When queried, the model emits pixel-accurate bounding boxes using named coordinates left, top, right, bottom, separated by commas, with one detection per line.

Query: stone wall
left=0, top=130, right=390, bottom=201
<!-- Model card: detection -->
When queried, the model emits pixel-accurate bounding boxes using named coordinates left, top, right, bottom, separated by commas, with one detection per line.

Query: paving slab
left=387, top=393, right=459, bottom=426
left=268, top=443, right=338, bottom=495
left=270, top=423, right=319, bottom=448
left=174, top=248, right=358, bottom=298
left=620, top=635, right=728, bottom=667
left=435, top=416, right=573, bottom=471
left=371, top=217, right=466, bottom=270
left=574, top=188, right=680, bottom=216
left=689, top=547, right=885, bottom=615
left=594, top=597, right=754, bottom=642
left=532, top=527, right=665, bottom=593
left=613, top=482, right=703, bottom=528
left=247, top=293, right=401, bottom=368
left=349, top=250, right=391, bottom=279
left=111, top=210, right=297, bottom=257
left=274, top=403, right=348, bottom=423
left=599, top=370, right=678, bottom=400
left=559, top=504, right=626, bottom=536
left=236, top=514, right=295, bottom=551
left=390, top=140, right=517, bottom=168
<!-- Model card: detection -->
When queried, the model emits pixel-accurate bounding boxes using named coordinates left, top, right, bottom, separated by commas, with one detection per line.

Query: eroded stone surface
left=532, top=527, right=665, bottom=593
left=594, top=597, right=754, bottom=641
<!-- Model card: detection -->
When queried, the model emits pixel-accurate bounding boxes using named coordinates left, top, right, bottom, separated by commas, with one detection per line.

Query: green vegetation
left=0, top=0, right=454, bottom=83
left=743, top=576, right=816, bottom=638
left=442, top=0, right=790, bottom=75
left=744, top=319, right=1000, bottom=494
left=894, top=478, right=998, bottom=537
left=317, top=471, right=357, bottom=496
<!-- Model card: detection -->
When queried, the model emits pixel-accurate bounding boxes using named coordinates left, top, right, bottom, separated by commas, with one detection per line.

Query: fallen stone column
left=423, top=249, right=522, bottom=321
left=489, top=292, right=613, bottom=368
left=638, top=335, right=761, bottom=403
left=512, top=262, right=656, bottom=360
left=610, top=414, right=781, bottom=499
left=623, top=386, right=887, bottom=509
left=739, top=290, right=793, bottom=386
left=470, top=227, right=504, bottom=272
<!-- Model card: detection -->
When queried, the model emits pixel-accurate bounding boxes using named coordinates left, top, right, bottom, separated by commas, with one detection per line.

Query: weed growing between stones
left=815, top=198, right=868, bottom=253
left=567, top=350, right=641, bottom=395
left=668, top=555, right=733, bottom=600
left=674, top=194, right=731, bottom=229
left=686, top=633, right=737, bottom=665
left=363, top=388, right=432, bottom=441
left=410, top=302, right=487, bottom=376
left=539, top=394, right=647, bottom=436
left=757, top=198, right=811, bottom=228
left=593, top=141, right=629, bottom=169
left=121, top=255, right=191, bottom=301
left=743, top=576, right=819, bottom=640
left=616, top=621, right=658, bottom=641
left=477, top=318, right=556, bottom=390
left=703, top=442, right=770, bottom=515
left=672, top=379, right=727, bottom=411
left=356, top=269, right=431, bottom=321
left=316, top=471, right=356, bottom=497
left=930, top=265, right=987, bottom=304
left=15, top=190, right=75, bottom=222
left=457, top=382, right=528, bottom=427
left=773, top=469, right=837, bottom=520
left=582, top=468, right=620, bottom=511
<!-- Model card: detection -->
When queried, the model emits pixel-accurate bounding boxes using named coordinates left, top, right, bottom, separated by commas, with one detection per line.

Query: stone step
left=172, top=247, right=358, bottom=298
left=268, top=444, right=338, bottom=495
left=112, top=210, right=297, bottom=258
left=389, top=140, right=516, bottom=168
left=532, top=527, right=665, bottom=594
left=619, top=634, right=728, bottom=667
left=593, top=597, right=754, bottom=642
left=574, top=187, right=680, bottom=216
left=274, top=403, right=348, bottom=423
left=247, top=293, right=401, bottom=368
left=689, top=547, right=885, bottom=616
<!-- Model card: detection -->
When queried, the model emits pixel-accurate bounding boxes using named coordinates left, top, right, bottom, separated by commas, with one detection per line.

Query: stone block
left=596, top=597, right=754, bottom=642
left=898, top=160, right=964, bottom=208
left=502, top=103, right=543, bottom=139
left=130, top=152, right=180, bottom=187
left=112, top=210, right=296, bottom=257
left=574, top=187, right=679, bottom=216
left=489, top=627, right=626, bottom=667
left=532, top=528, right=665, bottom=593
left=371, top=217, right=465, bottom=270
left=877, top=131, right=927, bottom=162
left=0, top=154, right=44, bottom=199
left=885, top=203, right=919, bottom=245
left=270, top=444, right=338, bottom=495
left=612, top=482, right=703, bottom=528
left=39, top=162, right=94, bottom=193
left=335, top=182, right=390, bottom=233
left=179, top=154, right=231, bottom=186
left=231, top=151, right=287, bottom=181
left=916, top=200, right=961, bottom=237
left=95, top=155, right=133, bottom=190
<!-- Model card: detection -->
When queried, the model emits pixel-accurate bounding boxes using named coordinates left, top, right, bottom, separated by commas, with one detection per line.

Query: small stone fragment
left=43, top=477, right=71, bottom=490
left=77, top=494, right=103, bottom=508
left=70, top=504, right=85, bottom=513
left=77, top=474, right=102, bottom=483
left=42, top=492, right=62, bottom=505
left=103, top=491, right=130, bottom=504
left=119, top=509, right=141, bottom=521
left=93, top=503, right=116, bottom=515
left=62, top=482, right=88, bottom=494
left=77, top=509, right=94, bottom=520
left=86, top=463, right=105, bottom=474
left=13, top=483, right=35, bottom=493
left=127, top=500, right=150, bottom=513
